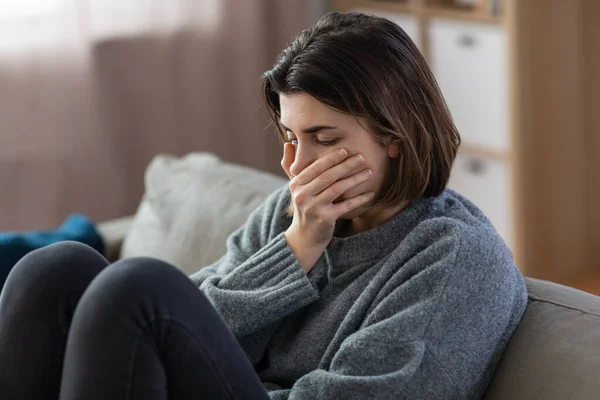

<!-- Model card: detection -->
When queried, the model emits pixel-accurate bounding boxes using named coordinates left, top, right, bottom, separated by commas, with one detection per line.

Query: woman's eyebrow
left=279, top=122, right=339, bottom=134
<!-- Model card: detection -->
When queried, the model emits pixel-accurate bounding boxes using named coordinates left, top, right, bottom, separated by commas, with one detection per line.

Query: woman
left=0, top=12, right=527, bottom=400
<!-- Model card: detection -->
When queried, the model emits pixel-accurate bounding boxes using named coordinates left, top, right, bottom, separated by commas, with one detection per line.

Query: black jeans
left=0, top=241, right=270, bottom=400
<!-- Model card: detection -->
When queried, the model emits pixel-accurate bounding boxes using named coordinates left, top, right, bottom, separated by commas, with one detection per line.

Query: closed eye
left=315, top=139, right=338, bottom=146
left=285, top=137, right=339, bottom=147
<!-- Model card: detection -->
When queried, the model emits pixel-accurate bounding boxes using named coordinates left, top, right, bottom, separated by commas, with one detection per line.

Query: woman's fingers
left=302, top=152, right=366, bottom=197
left=286, top=146, right=373, bottom=220
left=329, top=190, right=375, bottom=218
left=317, top=167, right=373, bottom=204
left=292, top=148, right=348, bottom=188
left=281, top=142, right=295, bottom=180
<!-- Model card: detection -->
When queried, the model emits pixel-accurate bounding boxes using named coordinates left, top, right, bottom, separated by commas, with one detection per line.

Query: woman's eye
left=315, top=139, right=338, bottom=147
left=286, top=137, right=338, bottom=147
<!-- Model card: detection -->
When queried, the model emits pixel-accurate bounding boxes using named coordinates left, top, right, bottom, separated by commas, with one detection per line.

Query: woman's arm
left=188, top=186, right=321, bottom=358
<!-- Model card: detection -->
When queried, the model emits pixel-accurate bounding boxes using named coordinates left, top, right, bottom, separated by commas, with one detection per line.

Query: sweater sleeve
left=266, top=222, right=527, bottom=400
left=188, top=186, right=320, bottom=340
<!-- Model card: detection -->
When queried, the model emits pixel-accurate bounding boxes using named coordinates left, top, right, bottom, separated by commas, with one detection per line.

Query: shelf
left=458, top=143, right=511, bottom=161
left=332, top=0, right=418, bottom=15
left=425, top=5, right=502, bottom=25
left=333, top=0, right=502, bottom=25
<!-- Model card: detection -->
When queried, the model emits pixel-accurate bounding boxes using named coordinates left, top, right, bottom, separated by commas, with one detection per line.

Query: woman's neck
left=336, top=202, right=407, bottom=237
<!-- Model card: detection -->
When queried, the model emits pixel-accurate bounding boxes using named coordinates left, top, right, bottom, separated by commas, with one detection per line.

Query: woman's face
left=279, top=93, right=398, bottom=220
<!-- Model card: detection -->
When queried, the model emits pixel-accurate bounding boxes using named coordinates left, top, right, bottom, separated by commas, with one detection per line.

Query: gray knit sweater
left=189, top=185, right=527, bottom=399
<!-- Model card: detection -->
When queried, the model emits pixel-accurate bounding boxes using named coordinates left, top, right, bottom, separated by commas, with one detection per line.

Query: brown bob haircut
left=261, top=12, right=460, bottom=216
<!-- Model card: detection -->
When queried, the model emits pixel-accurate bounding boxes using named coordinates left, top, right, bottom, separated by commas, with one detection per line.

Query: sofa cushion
left=120, top=152, right=287, bottom=275
left=484, top=277, right=600, bottom=400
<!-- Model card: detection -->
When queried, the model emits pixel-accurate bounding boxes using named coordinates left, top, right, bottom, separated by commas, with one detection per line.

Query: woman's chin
left=337, top=204, right=368, bottom=220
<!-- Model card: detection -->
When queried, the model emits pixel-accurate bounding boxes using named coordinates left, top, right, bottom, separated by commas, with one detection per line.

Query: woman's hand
left=281, top=142, right=374, bottom=273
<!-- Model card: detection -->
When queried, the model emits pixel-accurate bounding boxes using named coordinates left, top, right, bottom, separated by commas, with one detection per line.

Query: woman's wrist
left=283, top=228, right=325, bottom=274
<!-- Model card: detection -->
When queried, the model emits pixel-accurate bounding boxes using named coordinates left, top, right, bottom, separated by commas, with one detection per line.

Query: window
left=0, top=0, right=60, bottom=20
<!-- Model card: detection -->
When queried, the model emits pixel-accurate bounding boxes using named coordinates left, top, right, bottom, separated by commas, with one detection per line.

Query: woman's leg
left=0, top=241, right=109, bottom=399
left=59, top=257, right=270, bottom=400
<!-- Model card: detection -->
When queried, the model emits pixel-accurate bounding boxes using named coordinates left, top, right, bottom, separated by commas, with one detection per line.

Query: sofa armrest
left=96, top=216, right=134, bottom=262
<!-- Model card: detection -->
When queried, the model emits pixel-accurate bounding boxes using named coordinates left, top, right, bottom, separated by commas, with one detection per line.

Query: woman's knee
left=74, top=257, right=198, bottom=326
left=3, top=241, right=109, bottom=297
left=82, top=258, right=193, bottom=306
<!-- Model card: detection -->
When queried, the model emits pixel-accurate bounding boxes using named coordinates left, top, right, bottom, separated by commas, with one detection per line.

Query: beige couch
left=97, top=152, right=600, bottom=400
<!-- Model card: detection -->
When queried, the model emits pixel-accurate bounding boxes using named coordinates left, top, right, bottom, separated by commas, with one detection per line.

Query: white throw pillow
left=120, top=152, right=287, bottom=276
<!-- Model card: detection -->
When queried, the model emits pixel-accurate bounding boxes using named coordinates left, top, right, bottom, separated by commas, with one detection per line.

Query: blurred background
left=1, top=0, right=598, bottom=290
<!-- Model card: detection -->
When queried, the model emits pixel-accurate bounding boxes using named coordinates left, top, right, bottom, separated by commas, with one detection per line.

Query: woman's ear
left=386, top=142, right=399, bottom=158
left=381, top=135, right=399, bottom=158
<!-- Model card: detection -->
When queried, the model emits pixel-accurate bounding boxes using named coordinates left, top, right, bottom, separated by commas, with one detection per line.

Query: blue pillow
left=0, top=214, right=104, bottom=291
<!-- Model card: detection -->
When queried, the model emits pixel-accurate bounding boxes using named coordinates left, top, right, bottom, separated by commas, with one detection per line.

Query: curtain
left=0, top=0, right=314, bottom=230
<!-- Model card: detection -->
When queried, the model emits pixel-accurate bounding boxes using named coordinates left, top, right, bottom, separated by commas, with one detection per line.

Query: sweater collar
left=324, top=195, right=434, bottom=270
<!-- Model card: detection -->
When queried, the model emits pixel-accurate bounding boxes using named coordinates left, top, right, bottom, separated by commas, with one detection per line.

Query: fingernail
left=338, top=149, right=347, bottom=158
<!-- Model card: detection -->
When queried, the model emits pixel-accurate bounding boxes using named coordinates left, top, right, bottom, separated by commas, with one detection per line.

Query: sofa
left=97, top=152, right=600, bottom=399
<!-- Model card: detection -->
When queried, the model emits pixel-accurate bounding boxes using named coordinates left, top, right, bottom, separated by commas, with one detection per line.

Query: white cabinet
left=346, top=12, right=513, bottom=249
left=448, top=154, right=513, bottom=247
left=429, top=19, right=509, bottom=152
left=351, top=9, right=421, bottom=49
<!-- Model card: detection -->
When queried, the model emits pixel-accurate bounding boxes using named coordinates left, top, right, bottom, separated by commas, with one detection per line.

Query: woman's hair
left=261, top=12, right=460, bottom=216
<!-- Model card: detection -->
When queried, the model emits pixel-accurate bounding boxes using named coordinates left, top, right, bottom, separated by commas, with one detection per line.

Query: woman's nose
left=289, top=146, right=315, bottom=177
